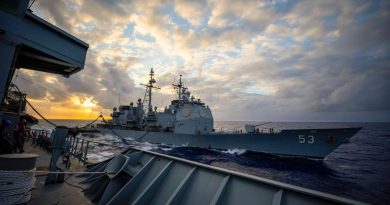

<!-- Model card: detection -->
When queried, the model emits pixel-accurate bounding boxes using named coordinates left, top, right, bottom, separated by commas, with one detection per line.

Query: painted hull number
left=298, top=135, right=315, bottom=144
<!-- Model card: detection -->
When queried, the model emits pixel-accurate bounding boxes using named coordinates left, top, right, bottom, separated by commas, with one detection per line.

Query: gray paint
left=0, top=0, right=88, bottom=106
left=46, top=127, right=69, bottom=183
left=100, top=127, right=361, bottom=158
left=80, top=147, right=367, bottom=205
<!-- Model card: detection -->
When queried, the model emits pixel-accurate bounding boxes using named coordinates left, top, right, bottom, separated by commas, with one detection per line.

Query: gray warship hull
left=99, top=127, right=361, bottom=158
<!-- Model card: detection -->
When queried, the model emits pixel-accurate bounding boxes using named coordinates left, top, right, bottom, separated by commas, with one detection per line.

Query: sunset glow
left=71, top=96, right=98, bottom=108
left=27, top=97, right=107, bottom=120
left=13, top=0, right=390, bottom=121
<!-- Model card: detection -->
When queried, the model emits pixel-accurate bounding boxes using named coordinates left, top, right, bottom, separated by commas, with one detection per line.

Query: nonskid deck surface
left=23, top=140, right=93, bottom=205
left=30, top=176, right=92, bottom=205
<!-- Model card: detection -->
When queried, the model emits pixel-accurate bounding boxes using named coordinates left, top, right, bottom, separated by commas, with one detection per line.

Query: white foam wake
left=221, top=149, right=247, bottom=155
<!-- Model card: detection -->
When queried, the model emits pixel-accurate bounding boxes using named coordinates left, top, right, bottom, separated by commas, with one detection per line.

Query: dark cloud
left=34, top=0, right=73, bottom=31
left=23, top=0, right=390, bottom=121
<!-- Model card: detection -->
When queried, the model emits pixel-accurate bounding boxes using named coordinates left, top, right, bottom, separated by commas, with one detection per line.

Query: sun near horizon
left=26, top=97, right=112, bottom=121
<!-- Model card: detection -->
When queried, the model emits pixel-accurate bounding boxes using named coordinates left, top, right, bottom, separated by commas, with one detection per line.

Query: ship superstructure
left=158, top=74, right=213, bottom=134
left=108, top=69, right=213, bottom=135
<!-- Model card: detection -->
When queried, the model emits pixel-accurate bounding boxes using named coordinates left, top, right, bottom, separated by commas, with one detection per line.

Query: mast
left=172, top=74, right=183, bottom=103
left=140, top=68, right=160, bottom=114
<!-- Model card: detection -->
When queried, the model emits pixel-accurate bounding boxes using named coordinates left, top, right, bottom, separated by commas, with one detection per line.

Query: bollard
left=45, top=126, right=68, bottom=183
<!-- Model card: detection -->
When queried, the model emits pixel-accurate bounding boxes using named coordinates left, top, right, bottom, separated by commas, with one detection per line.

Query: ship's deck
left=20, top=133, right=368, bottom=205
left=24, top=140, right=93, bottom=205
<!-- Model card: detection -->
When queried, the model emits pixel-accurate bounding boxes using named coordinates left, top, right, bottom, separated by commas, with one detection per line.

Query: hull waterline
left=98, top=127, right=361, bottom=159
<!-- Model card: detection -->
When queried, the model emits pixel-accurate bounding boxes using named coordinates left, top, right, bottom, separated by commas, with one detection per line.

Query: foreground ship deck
left=23, top=135, right=367, bottom=205
left=1, top=123, right=368, bottom=205
left=23, top=140, right=91, bottom=205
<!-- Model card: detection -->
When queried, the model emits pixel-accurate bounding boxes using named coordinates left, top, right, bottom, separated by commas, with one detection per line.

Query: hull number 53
left=298, top=135, right=315, bottom=144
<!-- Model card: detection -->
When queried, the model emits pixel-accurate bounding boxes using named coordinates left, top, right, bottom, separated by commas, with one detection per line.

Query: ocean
left=35, top=120, right=390, bottom=204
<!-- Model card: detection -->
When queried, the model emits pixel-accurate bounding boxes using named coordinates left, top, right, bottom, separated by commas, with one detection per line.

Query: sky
left=13, top=0, right=390, bottom=121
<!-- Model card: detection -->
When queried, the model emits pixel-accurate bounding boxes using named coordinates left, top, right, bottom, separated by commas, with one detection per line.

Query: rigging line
left=0, top=170, right=111, bottom=174
left=26, top=98, right=101, bottom=129
left=11, top=83, right=102, bottom=128
left=100, top=115, right=150, bottom=142
left=10, top=83, right=59, bottom=127
left=132, top=130, right=150, bottom=142
left=100, top=115, right=131, bottom=145
left=64, top=175, right=85, bottom=190
left=14, top=69, right=19, bottom=81
left=78, top=114, right=102, bottom=129
left=25, top=99, right=58, bottom=127
left=28, top=0, right=37, bottom=9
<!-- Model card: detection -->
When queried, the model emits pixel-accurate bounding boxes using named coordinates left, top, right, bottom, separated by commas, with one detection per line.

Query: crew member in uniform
left=15, top=118, right=27, bottom=153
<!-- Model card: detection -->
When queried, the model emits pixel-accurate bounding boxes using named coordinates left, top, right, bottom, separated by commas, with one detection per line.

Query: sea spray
left=221, top=149, right=247, bottom=155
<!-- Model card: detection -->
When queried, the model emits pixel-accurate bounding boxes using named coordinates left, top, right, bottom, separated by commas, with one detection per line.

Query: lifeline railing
left=65, top=135, right=90, bottom=163
left=28, top=128, right=52, bottom=151
left=28, top=128, right=126, bottom=164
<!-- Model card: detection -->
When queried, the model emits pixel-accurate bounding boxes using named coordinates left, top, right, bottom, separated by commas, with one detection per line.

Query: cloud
left=208, top=0, right=272, bottom=28
left=174, top=0, right=208, bottom=26
left=17, top=0, right=389, bottom=121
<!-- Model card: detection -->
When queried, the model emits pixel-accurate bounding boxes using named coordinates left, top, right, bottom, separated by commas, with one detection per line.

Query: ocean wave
left=221, top=149, right=247, bottom=155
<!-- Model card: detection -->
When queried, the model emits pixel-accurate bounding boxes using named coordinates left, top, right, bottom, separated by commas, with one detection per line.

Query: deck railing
left=28, top=128, right=124, bottom=164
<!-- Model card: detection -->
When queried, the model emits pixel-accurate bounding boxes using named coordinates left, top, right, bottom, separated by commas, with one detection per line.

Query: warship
left=98, top=69, right=361, bottom=159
